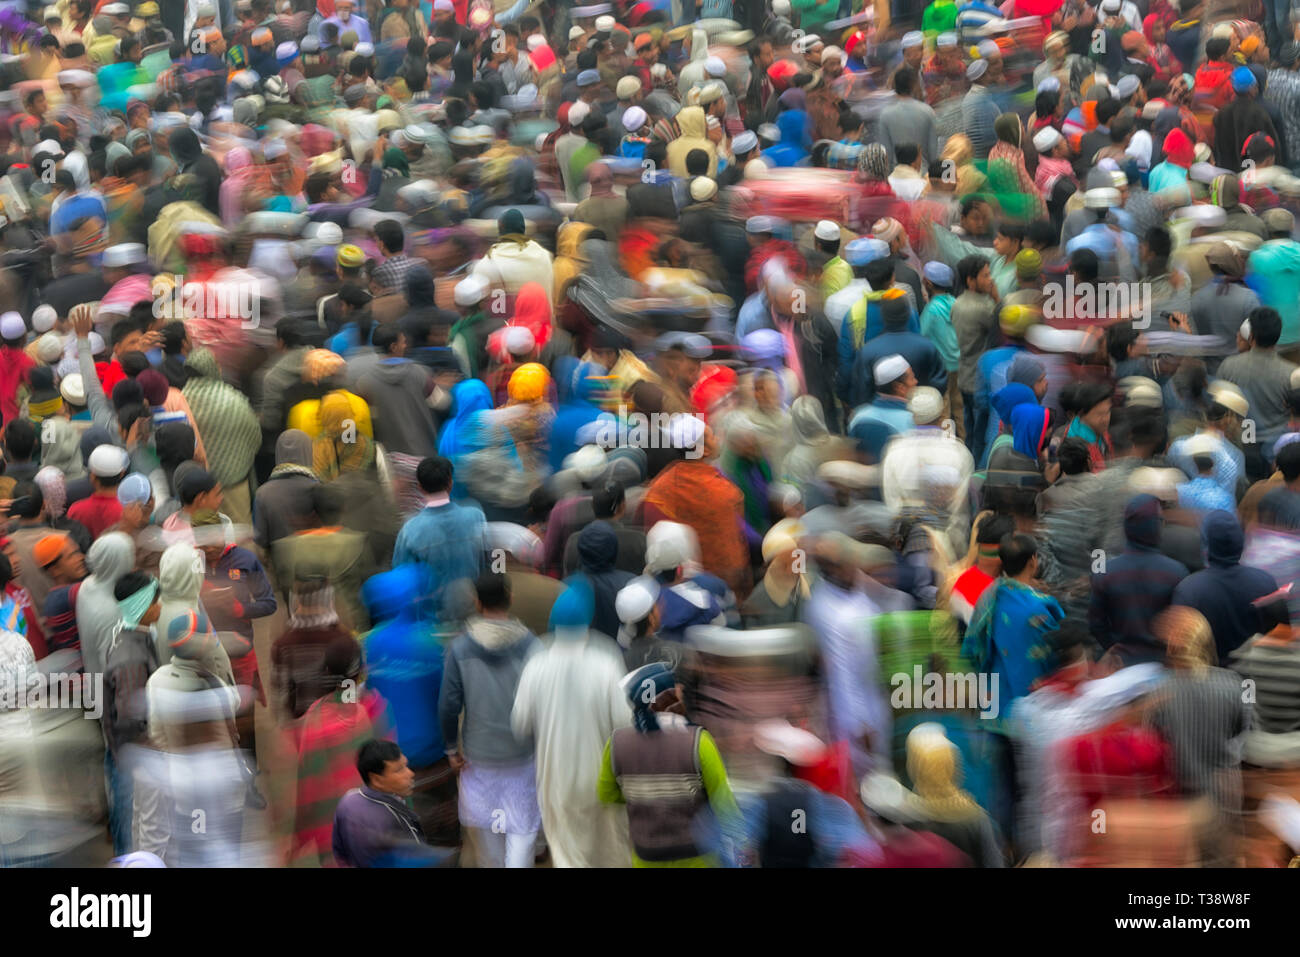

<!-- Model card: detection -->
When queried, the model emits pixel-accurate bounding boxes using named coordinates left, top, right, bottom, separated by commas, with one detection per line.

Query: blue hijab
left=1011, top=403, right=1049, bottom=460
left=992, top=382, right=1036, bottom=427
left=437, top=379, right=494, bottom=460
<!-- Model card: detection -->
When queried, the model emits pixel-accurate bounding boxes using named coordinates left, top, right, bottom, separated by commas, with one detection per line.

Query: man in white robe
left=511, top=584, right=633, bottom=867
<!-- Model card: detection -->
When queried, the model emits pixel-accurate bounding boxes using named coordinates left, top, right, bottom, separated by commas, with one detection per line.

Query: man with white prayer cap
left=846, top=355, right=919, bottom=459
left=615, top=576, right=677, bottom=669
left=449, top=274, right=497, bottom=379
left=880, top=386, right=976, bottom=556
left=641, top=520, right=729, bottom=642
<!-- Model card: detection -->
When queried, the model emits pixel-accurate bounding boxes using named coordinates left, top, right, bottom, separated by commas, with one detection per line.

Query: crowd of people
left=3, top=0, right=1300, bottom=869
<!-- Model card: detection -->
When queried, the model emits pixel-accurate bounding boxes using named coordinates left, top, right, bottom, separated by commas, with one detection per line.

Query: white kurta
left=511, top=632, right=633, bottom=868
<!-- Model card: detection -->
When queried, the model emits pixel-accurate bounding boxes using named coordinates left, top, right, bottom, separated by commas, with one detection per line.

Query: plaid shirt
left=1267, top=68, right=1300, bottom=167
left=371, top=253, right=416, bottom=297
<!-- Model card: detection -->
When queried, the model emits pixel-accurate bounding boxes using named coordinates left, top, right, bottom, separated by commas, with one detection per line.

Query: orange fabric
left=643, top=460, right=750, bottom=598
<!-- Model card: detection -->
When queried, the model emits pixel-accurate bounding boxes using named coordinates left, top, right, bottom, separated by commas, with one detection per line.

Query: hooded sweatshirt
left=666, top=106, right=719, bottom=178
left=763, top=108, right=811, bottom=168
left=76, top=531, right=135, bottom=678
left=576, top=521, right=636, bottom=640
left=254, top=429, right=319, bottom=550
left=156, top=542, right=235, bottom=684
left=1171, top=510, right=1278, bottom=662
left=362, top=566, right=446, bottom=768
left=1088, top=494, right=1189, bottom=662
left=438, top=614, right=539, bottom=765
left=355, top=357, right=438, bottom=458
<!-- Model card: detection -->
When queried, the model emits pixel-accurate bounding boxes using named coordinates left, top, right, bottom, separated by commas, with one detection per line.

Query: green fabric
left=182, top=348, right=263, bottom=489
left=821, top=256, right=854, bottom=299
left=922, top=0, right=958, bottom=35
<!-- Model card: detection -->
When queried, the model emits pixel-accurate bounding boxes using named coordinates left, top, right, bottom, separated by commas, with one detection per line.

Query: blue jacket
left=762, top=109, right=811, bottom=168
left=363, top=566, right=447, bottom=769
left=393, top=500, right=486, bottom=612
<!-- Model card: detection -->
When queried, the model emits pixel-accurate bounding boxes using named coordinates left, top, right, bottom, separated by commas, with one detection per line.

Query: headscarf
left=314, top=392, right=375, bottom=480
left=117, top=577, right=159, bottom=631
left=438, top=378, right=494, bottom=459
left=1161, top=127, right=1194, bottom=167
left=506, top=282, right=553, bottom=352
left=858, top=143, right=891, bottom=181
left=621, top=660, right=676, bottom=732
left=1011, top=403, right=1050, bottom=460
left=791, top=394, right=831, bottom=445
left=907, top=727, right=984, bottom=822
left=554, top=221, right=595, bottom=308
left=992, top=382, right=1037, bottom=428
left=994, top=112, right=1022, bottom=148
left=34, top=466, right=67, bottom=519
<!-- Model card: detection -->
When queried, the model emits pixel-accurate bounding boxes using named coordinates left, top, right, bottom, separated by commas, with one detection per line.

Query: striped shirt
left=1153, top=668, right=1249, bottom=800
left=1230, top=638, right=1300, bottom=734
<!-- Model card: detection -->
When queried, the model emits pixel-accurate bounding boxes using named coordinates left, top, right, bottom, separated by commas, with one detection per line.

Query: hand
left=1168, top=311, right=1191, bottom=333
left=70, top=303, right=94, bottom=339
left=140, top=330, right=163, bottom=350
left=447, top=753, right=465, bottom=771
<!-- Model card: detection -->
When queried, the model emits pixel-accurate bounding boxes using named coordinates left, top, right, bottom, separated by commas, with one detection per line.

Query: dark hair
left=275, top=318, right=305, bottom=348
left=7, top=481, right=42, bottom=519
left=114, top=570, right=155, bottom=603
left=3, top=419, right=36, bottom=461
left=1249, top=307, right=1283, bottom=348
left=957, top=254, right=987, bottom=290
left=119, top=351, right=151, bottom=378
left=1279, top=442, right=1300, bottom=481
left=1107, top=322, right=1141, bottom=363
left=893, top=66, right=916, bottom=96
left=1025, top=220, right=1056, bottom=249
left=863, top=258, right=895, bottom=289
left=1144, top=225, right=1172, bottom=259
left=475, top=571, right=511, bottom=611
left=1034, top=90, right=1059, bottom=118
left=374, top=219, right=405, bottom=254
left=110, top=317, right=143, bottom=348
left=1095, top=98, right=1121, bottom=126
left=356, top=738, right=403, bottom=786
left=111, top=379, right=145, bottom=411
left=976, top=512, right=1015, bottom=545
left=0, top=552, right=10, bottom=591
left=1205, top=37, right=1230, bottom=61
left=1069, top=247, right=1100, bottom=283
left=999, top=532, right=1038, bottom=576
left=592, top=480, right=625, bottom=518
left=1057, top=436, right=1091, bottom=476
left=960, top=194, right=990, bottom=218
left=416, top=455, right=454, bottom=494
left=895, top=142, right=920, bottom=166
left=996, top=222, right=1025, bottom=243
left=685, top=148, right=710, bottom=176
left=1128, top=408, right=1168, bottom=455
left=372, top=324, right=403, bottom=356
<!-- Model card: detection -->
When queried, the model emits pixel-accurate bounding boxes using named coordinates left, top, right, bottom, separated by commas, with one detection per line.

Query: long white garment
left=806, top=580, right=890, bottom=780
left=511, top=631, right=633, bottom=868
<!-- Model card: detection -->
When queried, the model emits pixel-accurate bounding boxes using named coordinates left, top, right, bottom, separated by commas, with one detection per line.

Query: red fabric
left=952, top=566, right=995, bottom=613
left=744, top=239, right=806, bottom=295
left=1161, top=127, right=1194, bottom=167
left=619, top=226, right=662, bottom=280
left=508, top=282, right=553, bottom=352
left=793, top=739, right=854, bottom=804
left=96, top=359, right=126, bottom=396
left=1193, top=60, right=1235, bottom=111
left=691, top=364, right=738, bottom=416
left=1067, top=722, right=1176, bottom=807
left=0, top=346, right=33, bottom=427
left=67, top=492, right=124, bottom=541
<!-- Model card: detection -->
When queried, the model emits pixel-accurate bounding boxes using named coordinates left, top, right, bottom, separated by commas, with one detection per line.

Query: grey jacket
left=356, top=358, right=438, bottom=458
left=438, top=615, right=539, bottom=765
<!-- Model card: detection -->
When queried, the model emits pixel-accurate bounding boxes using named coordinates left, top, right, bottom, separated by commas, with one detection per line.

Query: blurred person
left=597, top=660, right=740, bottom=867
left=361, top=565, right=457, bottom=849
left=511, top=583, right=632, bottom=867
left=290, top=633, right=392, bottom=868
left=270, top=575, right=357, bottom=724
left=392, top=455, right=486, bottom=614
left=438, top=571, right=540, bottom=868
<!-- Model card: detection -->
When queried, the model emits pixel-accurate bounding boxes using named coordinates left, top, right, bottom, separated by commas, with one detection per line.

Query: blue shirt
left=393, top=500, right=487, bottom=610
